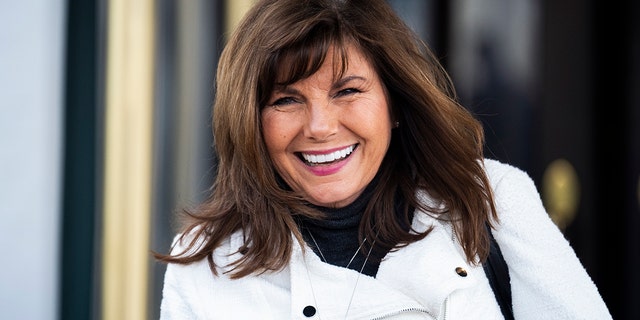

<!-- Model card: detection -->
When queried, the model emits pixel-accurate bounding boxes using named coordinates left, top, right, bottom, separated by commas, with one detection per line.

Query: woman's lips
left=299, top=144, right=356, bottom=166
left=296, top=144, right=358, bottom=176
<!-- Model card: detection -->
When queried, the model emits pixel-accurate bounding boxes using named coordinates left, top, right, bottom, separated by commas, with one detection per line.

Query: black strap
left=483, top=223, right=515, bottom=320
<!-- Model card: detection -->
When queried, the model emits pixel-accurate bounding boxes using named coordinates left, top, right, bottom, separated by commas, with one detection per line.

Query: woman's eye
left=335, top=88, right=361, bottom=97
left=270, top=96, right=297, bottom=106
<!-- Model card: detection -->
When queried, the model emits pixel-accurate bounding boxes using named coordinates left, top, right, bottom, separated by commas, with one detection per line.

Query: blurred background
left=0, top=0, right=637, bottom=319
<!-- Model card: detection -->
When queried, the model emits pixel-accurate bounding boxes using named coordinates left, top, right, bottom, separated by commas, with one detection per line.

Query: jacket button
left=303, top=305, right=316, bottom=317
left=455, top=267, right=468, bottom=277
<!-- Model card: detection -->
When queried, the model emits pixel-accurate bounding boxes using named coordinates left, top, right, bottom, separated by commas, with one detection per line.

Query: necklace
left=304, top=228, right=375, bottom=319
left=306, top=229, right=369, bottom=269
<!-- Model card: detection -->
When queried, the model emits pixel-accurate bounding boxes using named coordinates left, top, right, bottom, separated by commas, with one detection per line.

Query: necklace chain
left=304, top=228, right=375, bottom=319
left=306, top=229, right=367, bottom=269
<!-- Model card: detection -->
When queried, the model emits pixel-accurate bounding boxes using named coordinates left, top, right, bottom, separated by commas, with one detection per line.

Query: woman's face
left=261, top=45, right=392, bottom=208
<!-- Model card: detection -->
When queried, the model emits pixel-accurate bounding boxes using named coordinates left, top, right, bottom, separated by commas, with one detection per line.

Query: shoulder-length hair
left=155, top=0, right=498, bottom=278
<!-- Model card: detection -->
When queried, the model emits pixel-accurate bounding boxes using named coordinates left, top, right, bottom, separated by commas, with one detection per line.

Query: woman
left=156, top=0, right=612, bottom=319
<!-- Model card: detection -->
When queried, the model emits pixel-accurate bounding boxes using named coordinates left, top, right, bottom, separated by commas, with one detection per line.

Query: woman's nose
left=303, top=101, right=338, bottom=141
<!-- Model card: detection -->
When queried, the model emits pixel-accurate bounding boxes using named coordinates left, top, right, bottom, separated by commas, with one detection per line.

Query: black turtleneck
left=297, top=180, right=411, bottom=277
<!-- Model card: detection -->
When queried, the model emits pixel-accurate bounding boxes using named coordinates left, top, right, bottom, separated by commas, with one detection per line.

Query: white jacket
left=159, top=159, right=612, bottom=319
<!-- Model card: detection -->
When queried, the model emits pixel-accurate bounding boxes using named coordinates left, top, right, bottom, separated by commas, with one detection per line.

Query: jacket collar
left=377, top=212, right=478, bottom=315
left=287, top=207, right=477, bottom=319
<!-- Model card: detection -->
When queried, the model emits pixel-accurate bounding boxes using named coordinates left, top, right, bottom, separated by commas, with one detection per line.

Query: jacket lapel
left=288, top=210, right=476, bottom=319
left=377, top=212, right=478, bottom=317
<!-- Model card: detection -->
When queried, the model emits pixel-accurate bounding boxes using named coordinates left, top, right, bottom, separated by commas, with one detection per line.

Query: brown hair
left=155, top=0, right=498, bottom=278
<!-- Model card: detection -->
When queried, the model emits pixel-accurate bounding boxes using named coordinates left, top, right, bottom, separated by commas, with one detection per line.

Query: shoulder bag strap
left=483, top=223, right=515, bottom=320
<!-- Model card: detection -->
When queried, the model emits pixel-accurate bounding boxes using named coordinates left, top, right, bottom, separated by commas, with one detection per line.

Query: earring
left=394, top=121, right=400, bottom=128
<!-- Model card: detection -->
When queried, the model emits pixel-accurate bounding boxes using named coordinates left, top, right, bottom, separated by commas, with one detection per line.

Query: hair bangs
left=258, top=25, right=351, bottom=106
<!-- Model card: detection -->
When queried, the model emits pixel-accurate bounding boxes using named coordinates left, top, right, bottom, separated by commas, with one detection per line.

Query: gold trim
left=102, top=0, right=155, bottom=319
left=225, top=0, right=255, bottom=37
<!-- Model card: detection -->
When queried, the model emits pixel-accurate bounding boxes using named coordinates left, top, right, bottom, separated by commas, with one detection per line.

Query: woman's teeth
left=301, top=145, right=355, bottom=165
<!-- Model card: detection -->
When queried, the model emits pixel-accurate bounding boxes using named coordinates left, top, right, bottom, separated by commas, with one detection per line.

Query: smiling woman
left=154, top=0, right=612, bottom=319
left=261, top=44, right=392, bottom=208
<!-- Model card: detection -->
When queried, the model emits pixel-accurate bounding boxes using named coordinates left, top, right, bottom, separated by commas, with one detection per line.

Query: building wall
left=0, top=1, right=66, bottom=319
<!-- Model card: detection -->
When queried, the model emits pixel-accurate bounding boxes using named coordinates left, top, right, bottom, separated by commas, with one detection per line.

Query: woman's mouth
left=298, top=144, right=357, bottom=166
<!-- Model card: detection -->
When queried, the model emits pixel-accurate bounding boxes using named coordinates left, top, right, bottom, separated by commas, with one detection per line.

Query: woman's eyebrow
left=332, top=75, right=366, bottom=90
left=271, top=75, right=367, bottom=95
left=272, top=85, right=301, bottom=95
